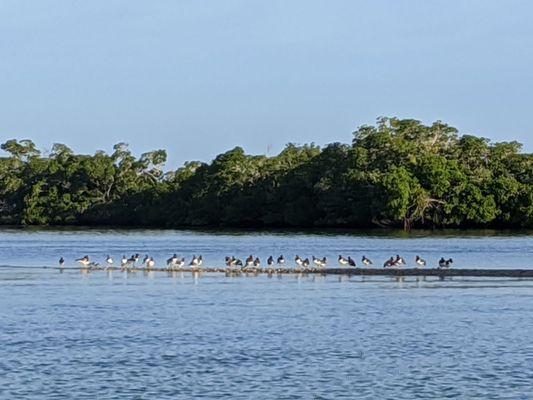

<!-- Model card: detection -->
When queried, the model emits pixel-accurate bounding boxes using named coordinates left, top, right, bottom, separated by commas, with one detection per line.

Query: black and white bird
left=59, top=257, right=65, bottom=268
left=245, top=255, right=254, bottom=267
left=146, top=257, right=155, bottom=269
left=295, top=255, right=304, bottom=267
left=253, top=257, right=261, bottom=267
left=106, top=255, right=114, bottom=267
left=394, top=255, right=406, bottom=266
left=348, top=256, right=356, bottom=267
left=362, top=256, right=373, bottom=266
left=76, top=255, right=90, bottom=267
left=277, top=255, right=285, bottom=265
left=302, top=258, right=310, bottom=268
left=267, top=256, right=274, bottom=266
left=383, top=257, right=395, bottom=268
left=415, top=255, right=427, bottom=267
left=338, top=255, right=349, bottom=266
left=189, top=255, right=202, bottom=267
left=167, top=253, right=179, bottom=268
left=440, top=258, right=453, bottom=268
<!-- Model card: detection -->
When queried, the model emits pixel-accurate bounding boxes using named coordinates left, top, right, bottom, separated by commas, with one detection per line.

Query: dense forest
left=0, top=118, right=531, bottom=230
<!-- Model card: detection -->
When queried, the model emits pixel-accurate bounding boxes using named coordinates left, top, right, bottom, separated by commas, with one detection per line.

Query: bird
left=395, top=255, right=406, bottom=266
left=176, top=257, right=185, bottom=268
left=277, top=255, right=285, bottom=265
left=348, top=257, right=356, bottom=267
left=167, top=253, right=178, bottom=268
left=320, top=257, right=327, bottom=267
left=245, top=255, right=254, bottom=267
left=438, top=257, right=447, bottom=268
left=106, top=255, right=114, bottom=266
left=295, top=255, right=304, bottom=267
left=120, top=255, right=128, bottom=268
left=362, top=256, right=373, bottom=266
left=267, top=256, right=274, bottom=266
left=302, top=258, right=310, bottom=268
left=253, top=257, right=261, bottom=267
left=445, top=258, right=453, bottom=268
left=142, top=254, right=150, bottom=266
left=415, top=255, right=426, bottom=267
left=189, top=255, right=201, bottom=267
left=383, top=257, right=395, bottom=268
left=76, top=255, right=90, bottom=267
left=59, top=257, right=65, bottom=268
left=338, top=255, right=349, bottom=266
left=313, top=256, right=323, bottom=267
left=146, top=257, right=155, bottom=269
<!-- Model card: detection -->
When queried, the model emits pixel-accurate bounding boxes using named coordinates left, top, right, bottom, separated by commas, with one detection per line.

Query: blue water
left=1, top=229, right=532, bottom=399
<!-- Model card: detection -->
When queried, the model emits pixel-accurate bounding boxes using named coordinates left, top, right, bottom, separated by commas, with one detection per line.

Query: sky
left=1, top=0, right=532, bottom=168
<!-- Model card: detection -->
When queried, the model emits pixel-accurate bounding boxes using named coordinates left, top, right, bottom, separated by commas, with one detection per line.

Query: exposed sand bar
left=10, top=266, right=533, bottom=278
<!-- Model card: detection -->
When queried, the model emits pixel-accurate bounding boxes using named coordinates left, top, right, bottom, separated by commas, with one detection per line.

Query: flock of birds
left=58, top=253, right=454, bottom=271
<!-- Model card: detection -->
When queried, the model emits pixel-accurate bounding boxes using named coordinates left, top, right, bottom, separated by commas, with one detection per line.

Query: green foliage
left=0, top=118, right=531, bottom=230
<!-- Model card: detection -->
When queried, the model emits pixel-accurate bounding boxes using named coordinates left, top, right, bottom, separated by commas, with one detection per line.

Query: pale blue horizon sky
left=1, top=0, right=532, bottom=168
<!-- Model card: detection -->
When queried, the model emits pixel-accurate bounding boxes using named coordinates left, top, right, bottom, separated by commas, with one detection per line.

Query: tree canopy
left=1, top=118, right=531, bottom=230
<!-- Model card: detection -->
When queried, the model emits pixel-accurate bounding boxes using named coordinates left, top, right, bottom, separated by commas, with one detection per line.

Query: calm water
left=1, top=229, right=532, bottom=399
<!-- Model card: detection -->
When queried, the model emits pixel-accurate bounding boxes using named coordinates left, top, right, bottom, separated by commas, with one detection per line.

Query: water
left=1, top=229, right=532, bottom=399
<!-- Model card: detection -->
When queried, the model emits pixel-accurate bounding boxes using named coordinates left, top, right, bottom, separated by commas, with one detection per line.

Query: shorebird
left=120, top=255, right=128, bottom=268
left=362, top=256, right=373, bottom=266
left=142, top=254, right=150, bottom=266
left=189, top=255, right=202, bottom=267
left=348, top=256, right=356, bottom=267
left=338, top=255, right=349, bottom=266
left=245, top=255, right=254, bottom=267
left=395, top=255, right=406, bottom=266
left=167, top=254, right=179, bottom=268
left=302, top=258, right=310, bottom=268
left=267, top=256, right=274, bottom=266
left=277, top=255, right=285, bottom=265
left=313, top=256, right=323, bottom=267
left=440, top=258, right=453, bottom=268
left=253, top=257, right=261, bottom=267
left=295, top=255, right=304, bottom=267
left=59, top=257, right=65, bottom=268
left=415, top=255, right=427, bottom=267
left=76, top=255, right=90, bottom=267
left=106, top=255, right=114, bottom=267
left=383, top=257, right=395, bottom=268
left=146, top=257, right=155, bottom=269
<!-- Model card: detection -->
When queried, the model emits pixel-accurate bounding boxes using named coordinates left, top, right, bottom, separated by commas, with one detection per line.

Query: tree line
left=0, top=118, right=531, bottom=230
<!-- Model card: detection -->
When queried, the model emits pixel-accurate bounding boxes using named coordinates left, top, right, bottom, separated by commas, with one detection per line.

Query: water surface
left=0, top=229, right=532, bottom=399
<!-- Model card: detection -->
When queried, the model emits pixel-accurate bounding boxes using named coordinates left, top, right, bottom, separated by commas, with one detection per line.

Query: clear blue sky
left=1, top=0, right=532, bottom=168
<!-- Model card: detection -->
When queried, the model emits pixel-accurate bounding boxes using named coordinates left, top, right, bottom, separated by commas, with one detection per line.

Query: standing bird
left=338, top=255, right=349, bottom=266
left=395, top=255, right=406, bottom=266
left=415, top=255, right=426, bottom=267
left=362, top=256, right=373, bottom=266
left=445, top=258, right=453, bottom=268
left=142, top=254, right=150, bottom=266
left=267, top=256, right=274, bottom=266
left=253, top=257, right=261, bottom=267
left=76, top=255, right=90, bottom=267
left=146, top=257, right=155, bottom=269
left=295, top=255, right=304, bottom=268
left=277, top=255, right=285, bottom=265
left=348, top=257, right=356, bottom=267
left=167, top=254, right=178, bottom=268
left=59, top=257, right=65, bottom=268
left=106, top=255, right=114, bottom=267
left=383, top=257, right=395, bottom=268
left=302, top=258, right=310, bottom=268
left=438, top=257, right=447, bottom=268
left=120, top=255, right=128, bottom=268
left=245, top=255, right=254, bottom=267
